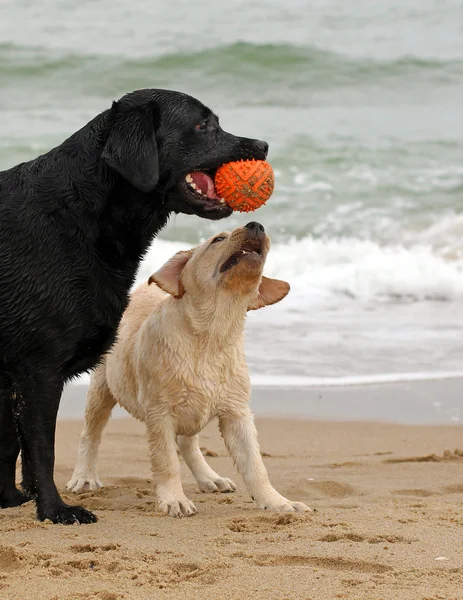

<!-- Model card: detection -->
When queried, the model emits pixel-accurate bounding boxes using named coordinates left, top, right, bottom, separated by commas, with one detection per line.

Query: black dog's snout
left=254, top=140, right=269, bottom=158
left=245, top=222, right=265, bottom=235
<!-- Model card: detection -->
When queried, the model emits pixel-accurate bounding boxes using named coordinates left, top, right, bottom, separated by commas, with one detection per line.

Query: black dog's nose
left=245, top=222, right=265, bottom=235
left=255, top=140, right=269, bottom=158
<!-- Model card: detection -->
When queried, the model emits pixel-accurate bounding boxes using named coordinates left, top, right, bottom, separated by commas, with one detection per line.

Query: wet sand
left=1, top=391, right=463, bottom=599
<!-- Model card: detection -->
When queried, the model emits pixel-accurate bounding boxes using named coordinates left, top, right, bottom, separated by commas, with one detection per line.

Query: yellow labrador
left=67, top=222, right=310, bottom=517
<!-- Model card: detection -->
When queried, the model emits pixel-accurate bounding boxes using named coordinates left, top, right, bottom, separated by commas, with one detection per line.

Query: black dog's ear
left=102, top=102, right=159, bottom=193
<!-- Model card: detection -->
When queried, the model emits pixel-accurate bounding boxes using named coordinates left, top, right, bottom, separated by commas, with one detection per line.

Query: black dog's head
left=101, top=89, right=268, bottom=220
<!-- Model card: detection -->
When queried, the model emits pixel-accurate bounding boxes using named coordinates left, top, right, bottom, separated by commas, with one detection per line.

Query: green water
left=1, top=0, right=463, bottom=388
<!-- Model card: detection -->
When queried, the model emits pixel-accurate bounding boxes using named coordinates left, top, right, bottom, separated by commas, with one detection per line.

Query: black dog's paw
left=0, top=487, right=32, bottom=509
left=38, top=503, right=98, bottom=525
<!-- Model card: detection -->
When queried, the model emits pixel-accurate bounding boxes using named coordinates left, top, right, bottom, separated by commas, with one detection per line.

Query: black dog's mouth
left=186, top=171, right=222, bottom=200
left=220, top=238, right=263, bottom=273
left=182, top=170, right=232, bottom=216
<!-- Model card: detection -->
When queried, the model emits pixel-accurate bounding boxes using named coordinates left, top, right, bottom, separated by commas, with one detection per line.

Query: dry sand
left=1, top=411, right=463, bottom=600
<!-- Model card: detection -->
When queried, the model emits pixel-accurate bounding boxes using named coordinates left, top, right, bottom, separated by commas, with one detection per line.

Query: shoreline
left=60, top=378, right=463, bottom=425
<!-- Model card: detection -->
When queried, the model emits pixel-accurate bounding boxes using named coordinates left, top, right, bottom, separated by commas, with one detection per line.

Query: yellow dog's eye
left=211, top=236, right=225, bottom=244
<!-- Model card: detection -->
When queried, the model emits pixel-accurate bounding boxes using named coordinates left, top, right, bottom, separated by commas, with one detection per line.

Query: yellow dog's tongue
left=190, top=172, right=220, bottom=199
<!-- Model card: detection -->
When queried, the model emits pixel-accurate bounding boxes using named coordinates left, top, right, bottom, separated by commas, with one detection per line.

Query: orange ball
left=214, top=160, right=274, bottom=213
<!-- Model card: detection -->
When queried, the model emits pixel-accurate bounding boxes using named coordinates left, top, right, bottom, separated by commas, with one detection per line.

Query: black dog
left=0, top=88, right=268, bottom=524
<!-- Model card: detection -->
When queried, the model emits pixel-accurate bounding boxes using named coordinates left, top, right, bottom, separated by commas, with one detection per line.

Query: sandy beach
left=2, top=0, right=463, bottom=598
left=1, top=382, right=463, bottom=600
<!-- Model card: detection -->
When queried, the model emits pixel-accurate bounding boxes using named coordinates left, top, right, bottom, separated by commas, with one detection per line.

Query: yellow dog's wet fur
left=68, top=223, right=310, bottom=517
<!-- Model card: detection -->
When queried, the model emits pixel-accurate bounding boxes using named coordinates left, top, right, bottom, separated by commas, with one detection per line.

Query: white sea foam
left=74, top=371, right=463, bottom=388
left=69, top=235, right=463, bottom=388
left=136, top=235, right=463, bottom=303
left=250, top=372, right=463, bottom=387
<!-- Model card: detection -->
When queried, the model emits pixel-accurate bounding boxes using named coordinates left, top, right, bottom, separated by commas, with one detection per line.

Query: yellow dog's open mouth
left=220, top=237, right=263, bottom=273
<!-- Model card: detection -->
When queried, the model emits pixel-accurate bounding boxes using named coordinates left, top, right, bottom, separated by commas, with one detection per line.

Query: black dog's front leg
left=0, top=386, right=31, bottom=508
left=14, top=374, right=97, bottom=524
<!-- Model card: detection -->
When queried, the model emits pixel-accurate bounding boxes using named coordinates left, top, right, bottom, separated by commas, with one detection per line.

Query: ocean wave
left=136, top=235, right=463, bottom=304
left=2, top=41, right=462, bottom=98
left=250, top=372, right=463, bottom=387
left=412, top=213, right=463, bottom=257
left=74, top=371, right=463, bottom=388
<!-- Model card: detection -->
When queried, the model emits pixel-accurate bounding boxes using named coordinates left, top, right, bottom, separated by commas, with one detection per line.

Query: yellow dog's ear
left=148, top=250, right=193, bottom=298
left=248, top=276, right=290, bottom=311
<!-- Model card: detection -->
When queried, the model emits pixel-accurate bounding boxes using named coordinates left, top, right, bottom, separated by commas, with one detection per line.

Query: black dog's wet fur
left=0, top=88, right=268, bottom=524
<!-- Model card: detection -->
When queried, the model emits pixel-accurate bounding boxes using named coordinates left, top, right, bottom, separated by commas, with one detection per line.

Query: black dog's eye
left=195, top=121, right=207, bottom=132
left=211, top=236, right=226, bottom=245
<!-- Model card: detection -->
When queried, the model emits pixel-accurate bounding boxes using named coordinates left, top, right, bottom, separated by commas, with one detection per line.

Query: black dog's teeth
left=184, top=174, right=226, bottom=204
